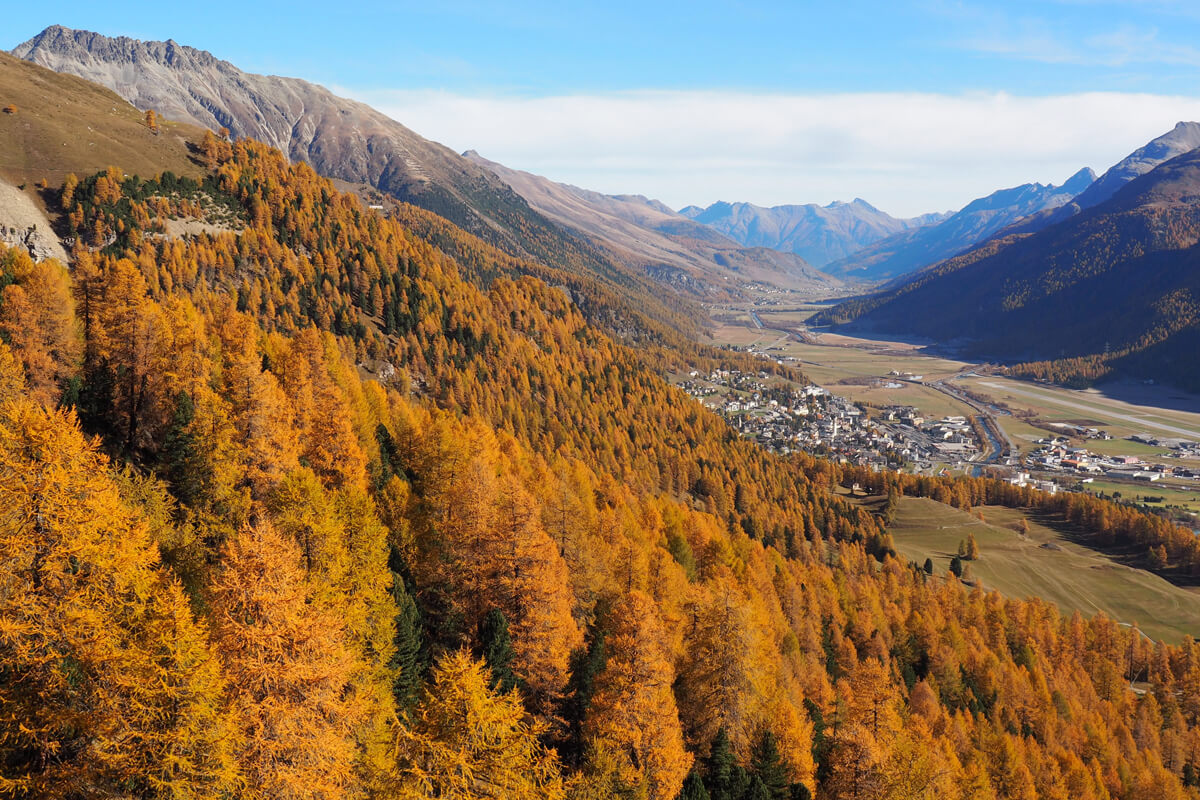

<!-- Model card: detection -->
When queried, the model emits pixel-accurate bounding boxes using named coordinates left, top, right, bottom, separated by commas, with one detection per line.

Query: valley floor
left=706, top=294, right=1200, bottom=522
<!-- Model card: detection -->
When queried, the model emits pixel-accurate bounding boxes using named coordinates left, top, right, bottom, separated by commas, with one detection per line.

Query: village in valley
left=673, top=362, right=1200, bottom=506
left=674, top=366, right=989, bottom=474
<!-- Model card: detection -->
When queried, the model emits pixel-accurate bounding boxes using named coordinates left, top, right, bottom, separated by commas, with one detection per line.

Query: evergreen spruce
left=558, top=614, right=608, bottom=767
left=680, top=769, right=711, bottom=800
left=750, top=729, right=790, bottom=800
left=375, top=423, right=398, bottom=484
left=160, top=391, right=203, bottom=505
left=745, top=776, right=772, bottom=800
left=477, top=608, right=518, bottom=694
left=389, top=571, right=425, bottom=714
left=705, top=727, right=738, bottom=800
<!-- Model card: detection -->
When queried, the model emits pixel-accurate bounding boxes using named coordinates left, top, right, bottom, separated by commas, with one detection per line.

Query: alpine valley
left=1, top=18, right=1200, bottom=800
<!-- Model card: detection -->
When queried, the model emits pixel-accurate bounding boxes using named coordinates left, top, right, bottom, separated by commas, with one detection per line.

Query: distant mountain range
left=463, top=152, right=841, bottom=294
left=822, top=167, right=1096, bottom=281
left=678, top=199, right=946, bottom=267
left=13, top=25, right=841, bottom=301
left=1001, top=121, right=1200, bottom=238
left=815, top=123, right=1200, bottom=391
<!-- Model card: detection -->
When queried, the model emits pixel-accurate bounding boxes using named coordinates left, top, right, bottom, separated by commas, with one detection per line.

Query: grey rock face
left=1002, top=122, right=1200, bottom=237
left=0, top=224, right=62, bottom=262
left=1072, top=121, right=1200, bottom=211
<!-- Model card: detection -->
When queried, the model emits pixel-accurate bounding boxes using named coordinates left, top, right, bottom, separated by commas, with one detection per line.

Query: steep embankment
left=14, top=26, right=741, bottom=318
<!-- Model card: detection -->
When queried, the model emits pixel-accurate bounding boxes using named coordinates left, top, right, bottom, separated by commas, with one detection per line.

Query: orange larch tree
left=209, top=521, right=361, bottom=800
left=585, top=590, right=691, bottom=800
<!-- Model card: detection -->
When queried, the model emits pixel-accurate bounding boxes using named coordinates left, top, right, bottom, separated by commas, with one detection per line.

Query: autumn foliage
left=0, top=137, right=1198, bottom=800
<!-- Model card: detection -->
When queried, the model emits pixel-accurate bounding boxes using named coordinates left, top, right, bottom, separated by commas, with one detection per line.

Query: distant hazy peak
left=1071, top=120, right=1200, bottom=211
left=1062, top=166, right=1098, bottom=194
left=822, top=166, right=1095, bottom=281
left=673, top=197, right=929, bottom=266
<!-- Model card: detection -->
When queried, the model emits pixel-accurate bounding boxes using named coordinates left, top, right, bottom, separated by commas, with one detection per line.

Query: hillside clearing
left=887, top=496, right=1200, bottom=643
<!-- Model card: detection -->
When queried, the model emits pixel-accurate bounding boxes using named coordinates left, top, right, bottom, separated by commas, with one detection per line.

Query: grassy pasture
left=884, top=497, right=1200, bottom=643
left=0, top=51, right=205, bottom=193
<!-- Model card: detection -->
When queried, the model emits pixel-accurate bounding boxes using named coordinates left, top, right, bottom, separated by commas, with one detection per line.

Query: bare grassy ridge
left=0, top=51, right=204, bottom=200
left=887, top=496, right=1200, bottom=643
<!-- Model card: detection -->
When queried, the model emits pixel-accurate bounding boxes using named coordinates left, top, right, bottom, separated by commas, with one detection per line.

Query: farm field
left=707, top=311, right=982, bottom=421
left=822, top=381, right=973, bottom=419
left=754, top=309, right=821, bottom=327
left=885, top=497, right=1200, bottom=643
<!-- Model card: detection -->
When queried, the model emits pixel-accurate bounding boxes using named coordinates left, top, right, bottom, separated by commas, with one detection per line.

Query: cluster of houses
left=1129, top=433, right=1200, bottom=458
left=877, top=408, right=982, bottom=461
left=675, top=372, right=984, bottom=472
left=999, top=471, right=1061, bottom=495
left=1027, top=436, right=1200, bottom=484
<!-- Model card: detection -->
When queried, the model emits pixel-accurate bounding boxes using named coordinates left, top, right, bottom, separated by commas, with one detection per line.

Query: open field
left=707, top=313, right=983, bottom=421
left=756, top=309, right=821, bottom=327
left=707, top=322, right=776, bottom=348
left=1077, top=480, right=1200, bottom=514
left=787, top=344, right=967, bottom=384
left=885, top=497, right=1200, bottom=643
left=826, top=381, right=973, bottom=419
left=0, top=51, right=205, bottom=194
left=959, top=377, right=1200, bottom=441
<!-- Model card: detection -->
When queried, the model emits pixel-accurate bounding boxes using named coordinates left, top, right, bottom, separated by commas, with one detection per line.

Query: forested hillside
left=2, top=135, right=1200, bottom=800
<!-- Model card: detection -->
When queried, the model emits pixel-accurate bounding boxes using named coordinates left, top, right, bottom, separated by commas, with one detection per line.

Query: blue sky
left=12, top=1, right=1200, bottom=94
left=10, top=2, right=1200, bottom=214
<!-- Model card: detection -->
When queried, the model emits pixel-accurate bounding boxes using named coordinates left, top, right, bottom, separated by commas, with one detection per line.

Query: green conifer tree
left=746, top=776, right=772, bottom=800
left=478, top=608, right=518, bottom=694
left=160, top=391, right=203, bottom=505
left=390, top=571, right=425, bottom=714
left=680, top=769, right=711, bottom=800
left=750, top=729, right=790, bottom=800
left=705, top=727, right=741, bottom=800
left=559, top=618, right=608, bottom=767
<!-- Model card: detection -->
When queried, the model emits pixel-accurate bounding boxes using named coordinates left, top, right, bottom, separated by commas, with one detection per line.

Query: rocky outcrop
left=0, top=179, right=67, bottom=262
left=1002, top=121, right=1200, bottom=237
left=13, top=26, right=568, bottom=254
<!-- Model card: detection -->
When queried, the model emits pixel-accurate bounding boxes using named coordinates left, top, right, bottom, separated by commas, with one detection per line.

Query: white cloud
left=342, top=88, right=1200, bottom=217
